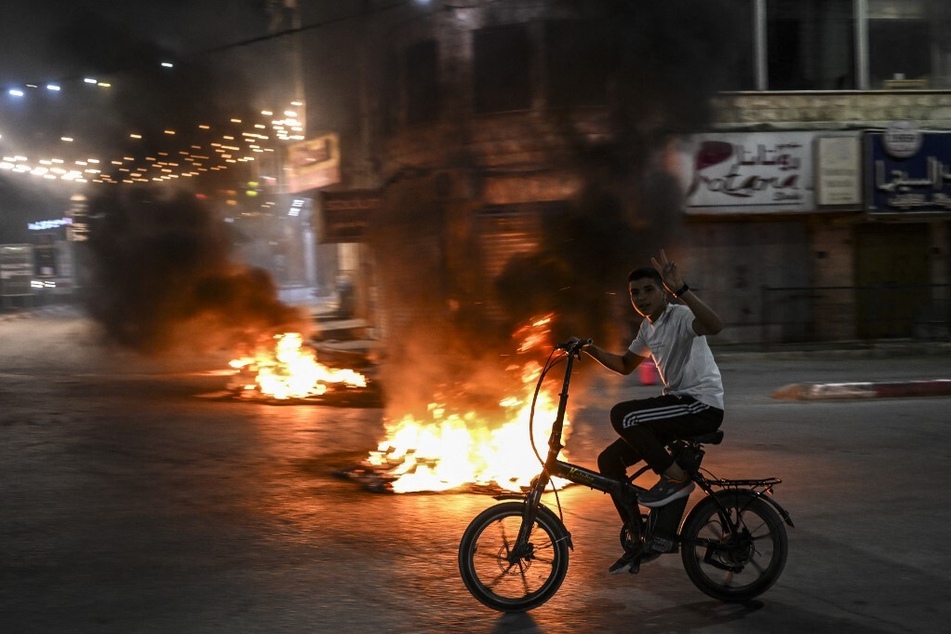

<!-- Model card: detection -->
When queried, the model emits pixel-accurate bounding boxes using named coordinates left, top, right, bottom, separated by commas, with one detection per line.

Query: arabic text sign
left=683, top=132, right=816, bottom=213
left=318, top=189, right=379, bottom=243
left=867, top=131, right=951, bottom=213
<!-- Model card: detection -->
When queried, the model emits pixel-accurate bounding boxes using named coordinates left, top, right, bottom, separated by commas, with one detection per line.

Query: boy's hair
left=628, top=267, right=663, bottom=286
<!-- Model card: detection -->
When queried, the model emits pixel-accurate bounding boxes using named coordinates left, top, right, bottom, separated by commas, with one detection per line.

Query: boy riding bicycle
left=574, top=250, right=725, bottom=574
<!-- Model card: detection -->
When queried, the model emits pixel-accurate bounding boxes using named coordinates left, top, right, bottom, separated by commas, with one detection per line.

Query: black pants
left=597, top=394, right=723, bottom=522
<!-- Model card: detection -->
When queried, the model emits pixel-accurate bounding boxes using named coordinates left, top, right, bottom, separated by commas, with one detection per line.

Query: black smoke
left=370, top=1, right=743, bottom=419
left=81, top=187, right=307, bottom=354
left=497, top=0, right=744, bottom=341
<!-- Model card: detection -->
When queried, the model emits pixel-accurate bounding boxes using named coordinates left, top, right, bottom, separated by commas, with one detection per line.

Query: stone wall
left=712, top=91, right=951, bottom=130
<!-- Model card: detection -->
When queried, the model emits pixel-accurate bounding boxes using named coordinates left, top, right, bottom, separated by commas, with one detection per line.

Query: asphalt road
left=2, top=312, right=950, bottom=633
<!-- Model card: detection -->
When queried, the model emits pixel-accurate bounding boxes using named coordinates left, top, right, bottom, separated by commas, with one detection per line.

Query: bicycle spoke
left=519, top=562, right=532, bottom=594
left=498, top=521, right=513, bottom=557
left=740, top=515, right=767, bottom=535
left=484, top=563, right=520, bottom=591
left=531, top=553, right=554, bottom=565
left=473, top=549, right=505, bottom=562
left=749, top=556, right=767, bottom=576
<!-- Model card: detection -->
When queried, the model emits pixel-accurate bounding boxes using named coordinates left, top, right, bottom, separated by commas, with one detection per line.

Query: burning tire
left=458, top=501, right=569, bottom=612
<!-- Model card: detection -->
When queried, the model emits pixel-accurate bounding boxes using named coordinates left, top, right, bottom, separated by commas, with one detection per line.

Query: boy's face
left=629, top=277, right=667, bottom=322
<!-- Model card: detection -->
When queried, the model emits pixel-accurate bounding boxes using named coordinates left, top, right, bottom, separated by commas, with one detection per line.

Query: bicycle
left=458, top=338, right=794, bottom=612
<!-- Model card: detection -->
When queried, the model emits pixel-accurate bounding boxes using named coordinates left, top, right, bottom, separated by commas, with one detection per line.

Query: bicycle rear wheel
left=458, top=501, right=569, bottom=612
left=680, top=491, right=788, bottom=602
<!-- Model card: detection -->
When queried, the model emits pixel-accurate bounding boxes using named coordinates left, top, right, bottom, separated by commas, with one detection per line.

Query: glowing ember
left=367, top=314, right=571, bottom=493
left=229, top=332, right=367, bottom=400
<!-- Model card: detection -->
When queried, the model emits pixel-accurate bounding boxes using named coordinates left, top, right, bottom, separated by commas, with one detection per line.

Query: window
left=406, top=39, right=439, bottom=124
left=473, top=24, right=532, bottom=113
left=868, top=0, right=931, bottom=88
left=730, top=0, right=951, bottom=92
left=767, top=0, right=854, bottom=90
left=719, top=0, right=757, bottom=91
left=544, top=20, right=611, bottom=108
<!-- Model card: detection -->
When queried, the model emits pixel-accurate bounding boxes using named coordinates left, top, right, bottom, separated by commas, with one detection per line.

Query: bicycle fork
left=507, top=473, right=552, bottom=562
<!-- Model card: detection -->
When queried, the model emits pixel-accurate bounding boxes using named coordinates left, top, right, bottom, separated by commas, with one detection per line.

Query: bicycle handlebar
left=556, top=338, right=593, bottom=356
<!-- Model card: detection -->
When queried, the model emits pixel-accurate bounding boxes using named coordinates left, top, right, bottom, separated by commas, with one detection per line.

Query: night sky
left=0, top=0, right=290, bottom=243
left=0, top=0, right=270, bottom=85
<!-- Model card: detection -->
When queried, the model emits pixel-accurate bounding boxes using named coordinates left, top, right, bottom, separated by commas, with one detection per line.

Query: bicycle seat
left=685, top=430, right=724, bottom=445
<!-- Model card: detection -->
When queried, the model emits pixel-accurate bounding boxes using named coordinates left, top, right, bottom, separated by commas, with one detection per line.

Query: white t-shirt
left=628, top=303, right=724, bottom=409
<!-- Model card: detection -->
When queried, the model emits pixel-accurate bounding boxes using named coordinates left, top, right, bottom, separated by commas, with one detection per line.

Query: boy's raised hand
left=651, top=249, right=684, bottom=294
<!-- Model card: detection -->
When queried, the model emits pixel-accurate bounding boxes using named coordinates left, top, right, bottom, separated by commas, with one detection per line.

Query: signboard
left=815, top=135, right=862, bottom=207
left=318, top=190, right=380, bottom=243
left=866, top=127, right=951, bottom=213
left=285, top=133, right=341, bottom=193
left=682, top=132, right=816, bottom=213
left=1, top=244, right=34, bottom=297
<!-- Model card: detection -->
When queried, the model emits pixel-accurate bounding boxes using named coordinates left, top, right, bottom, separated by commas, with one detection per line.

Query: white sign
left=883, top=120, right=921, bottom=159
left=816, top=135, right=862, bottom=206
left=681, top=132, right=816, bottom=213
left=28, top=217, right=73, bottom=231
left=285, top=133, right=340, bottom=193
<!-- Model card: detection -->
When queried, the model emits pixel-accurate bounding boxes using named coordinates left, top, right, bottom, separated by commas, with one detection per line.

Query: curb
left=773, top=379, right=951, bottom=400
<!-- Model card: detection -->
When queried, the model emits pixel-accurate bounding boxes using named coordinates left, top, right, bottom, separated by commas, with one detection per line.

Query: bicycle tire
left=680, top=491, right=788, bottom=602
left=458, top=501, right=570, bottom=612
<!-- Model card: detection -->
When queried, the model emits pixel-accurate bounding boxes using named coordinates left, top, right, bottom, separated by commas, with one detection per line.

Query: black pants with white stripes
left=597, top=394, right=723, bottom=521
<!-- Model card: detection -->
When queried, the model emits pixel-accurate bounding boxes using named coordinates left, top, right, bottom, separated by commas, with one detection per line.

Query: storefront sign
left=867, top=130, right=951, bottom=213
left=682, top=132, right=816, bottom=214
left=816, top=135, right=862, bottom=207
left=318, top=190, right=379, bottom=243
left=28, top=217, right=72, bottom=231
left=882, top=120, right=922, bottom=159
left=285, top=133, right=341, bottom=193
left=0, top=244, right=34, bottom=297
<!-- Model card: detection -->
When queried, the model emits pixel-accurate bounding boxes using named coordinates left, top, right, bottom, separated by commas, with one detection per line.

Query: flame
left=230, top=332, right=367, bottom=399
left=367, top=314, right=570, bottom=493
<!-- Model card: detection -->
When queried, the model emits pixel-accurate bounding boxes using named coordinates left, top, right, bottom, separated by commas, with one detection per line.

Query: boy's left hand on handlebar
left=561, top=337, right=593, bottom=353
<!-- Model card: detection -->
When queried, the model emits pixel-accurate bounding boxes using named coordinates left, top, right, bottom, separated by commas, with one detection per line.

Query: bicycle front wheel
left=680, top=491, right=788, bottom=602
left=458, top=501, right=569, bottom=612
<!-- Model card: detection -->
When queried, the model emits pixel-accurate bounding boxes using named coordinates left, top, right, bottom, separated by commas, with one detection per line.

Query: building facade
left=314, top=0, right=951, bottom=346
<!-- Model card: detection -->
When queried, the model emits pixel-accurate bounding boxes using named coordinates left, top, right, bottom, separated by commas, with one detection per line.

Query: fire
left=367, top=315, right=570, bottom=493
left=229, top=332, right=367, bottom=399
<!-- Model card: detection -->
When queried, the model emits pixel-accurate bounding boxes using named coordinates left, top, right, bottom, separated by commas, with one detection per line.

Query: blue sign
left=867, top=131, right=951, bottom=213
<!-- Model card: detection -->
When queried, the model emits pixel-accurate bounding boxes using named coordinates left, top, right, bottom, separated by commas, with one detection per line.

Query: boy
left=578, top=250, right=724, bottom=574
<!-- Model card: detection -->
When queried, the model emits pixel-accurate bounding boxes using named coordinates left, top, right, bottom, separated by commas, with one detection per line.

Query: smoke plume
left=81, top=187, right=307, bottom=354
left=370, top=1, right=742, bottom=419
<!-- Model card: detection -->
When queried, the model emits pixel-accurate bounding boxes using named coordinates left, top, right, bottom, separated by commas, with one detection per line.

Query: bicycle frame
left=460, top=339, right=794, bottom=610
left=510, top=340, right=793, bottom=562
left=527, top=341, right=637, bottom=496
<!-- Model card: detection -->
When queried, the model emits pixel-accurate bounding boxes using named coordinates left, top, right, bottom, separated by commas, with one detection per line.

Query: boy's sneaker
left=638, top=475, right=695, bottom=508
left=608, top=550, right=641, bottom=575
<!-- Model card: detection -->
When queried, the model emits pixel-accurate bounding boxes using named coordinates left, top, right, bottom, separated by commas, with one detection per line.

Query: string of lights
left=0, top=102, right=305, bottom=187
left=0, top=0, right=433, bottom=192
left=1, top=49, right=307, bottom=188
